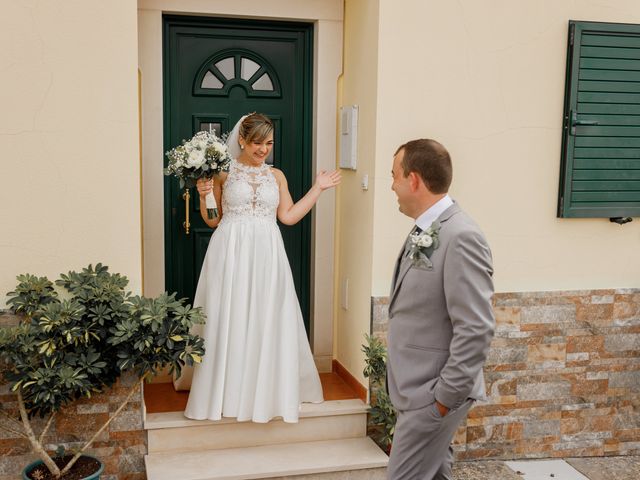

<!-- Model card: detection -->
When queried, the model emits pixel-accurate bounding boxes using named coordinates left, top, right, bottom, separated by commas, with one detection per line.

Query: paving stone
left=452, top=460, right=522, bottom=479
left=566, top=455, right=640, bottom=480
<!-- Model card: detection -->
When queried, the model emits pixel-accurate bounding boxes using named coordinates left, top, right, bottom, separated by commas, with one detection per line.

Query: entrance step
left=145, top=399, right=369, bottom=454
left=144, top=437, right=388, bottom=480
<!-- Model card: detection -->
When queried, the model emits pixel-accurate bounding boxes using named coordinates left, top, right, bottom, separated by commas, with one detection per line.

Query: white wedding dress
left=183, top=159, right=324, bottom=423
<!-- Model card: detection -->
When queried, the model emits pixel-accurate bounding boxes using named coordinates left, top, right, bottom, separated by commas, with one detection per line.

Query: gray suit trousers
left=387, top=398, right=473, bottom=480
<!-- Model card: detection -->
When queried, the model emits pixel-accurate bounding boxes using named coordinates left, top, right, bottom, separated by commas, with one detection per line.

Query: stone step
left=144, top=437, right=388, bottom=480
left=145, top=399, right=369, bottom=454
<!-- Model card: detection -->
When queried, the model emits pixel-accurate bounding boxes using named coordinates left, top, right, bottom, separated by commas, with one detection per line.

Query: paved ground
left=452, top=456, right=640, bottom=480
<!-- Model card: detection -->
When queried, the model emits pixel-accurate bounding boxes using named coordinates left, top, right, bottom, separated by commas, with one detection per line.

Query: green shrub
left=0, top=263, right=205, bottom=478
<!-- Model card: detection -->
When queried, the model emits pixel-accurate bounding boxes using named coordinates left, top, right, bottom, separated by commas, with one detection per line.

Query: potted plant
left=0, top=264, right=205, bottom=479
left=362, top=333, right=396, bottom=454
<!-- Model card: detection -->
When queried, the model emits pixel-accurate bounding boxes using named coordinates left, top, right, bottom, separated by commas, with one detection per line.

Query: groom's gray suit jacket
left=387, top=203, right=495, bottom=412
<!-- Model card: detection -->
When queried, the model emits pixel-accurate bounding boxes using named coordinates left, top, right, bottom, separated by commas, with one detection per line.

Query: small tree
left=362, top=333, right=396, bottom=453
left=0, top=264, right=205, bottom=478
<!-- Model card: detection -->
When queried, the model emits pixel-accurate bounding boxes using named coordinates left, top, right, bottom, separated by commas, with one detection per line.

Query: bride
left=182, top=113, right=341, bottom=423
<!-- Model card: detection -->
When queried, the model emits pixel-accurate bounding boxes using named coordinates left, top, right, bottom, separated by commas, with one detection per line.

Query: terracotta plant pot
left=22, top=455, right=104, bottom=480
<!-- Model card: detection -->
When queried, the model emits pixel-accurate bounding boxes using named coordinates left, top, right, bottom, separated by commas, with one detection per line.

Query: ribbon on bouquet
left=205, top=191, right=218, bottom=219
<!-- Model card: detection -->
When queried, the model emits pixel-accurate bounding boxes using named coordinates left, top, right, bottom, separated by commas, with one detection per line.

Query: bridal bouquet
left=164, top=130, right=232, bottom=218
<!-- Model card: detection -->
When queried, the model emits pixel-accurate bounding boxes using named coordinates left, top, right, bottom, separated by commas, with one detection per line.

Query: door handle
left=571, top=111, right=599, bottom=135
left=183, top=188, right=190, bottom=235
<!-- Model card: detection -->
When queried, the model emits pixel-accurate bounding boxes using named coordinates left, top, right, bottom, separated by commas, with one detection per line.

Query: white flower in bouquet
left=186, top=148, right=206, bottom=168
left=164, top=129, right=233, bottom=219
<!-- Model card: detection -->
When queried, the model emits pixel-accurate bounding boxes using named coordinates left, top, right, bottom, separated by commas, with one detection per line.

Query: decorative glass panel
left=215, top=57, right=235, bottom=80
left=201, top=71, right=223, bottom=89
left=241, top=58, right=261, bottom=81
left=199, top=122, right=222, bottom=136
left=252, top=73, right=274, bottom=91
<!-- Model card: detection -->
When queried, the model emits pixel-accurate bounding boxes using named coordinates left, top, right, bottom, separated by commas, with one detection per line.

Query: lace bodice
left=220, top=160, right=279, bottom=224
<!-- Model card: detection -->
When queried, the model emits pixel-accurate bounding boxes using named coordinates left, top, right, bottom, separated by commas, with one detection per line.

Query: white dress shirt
left=415, top=194, right=453, bottom=231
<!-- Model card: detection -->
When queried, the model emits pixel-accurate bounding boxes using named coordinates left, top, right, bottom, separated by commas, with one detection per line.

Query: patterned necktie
left=403, top=225, right=422, bottom=258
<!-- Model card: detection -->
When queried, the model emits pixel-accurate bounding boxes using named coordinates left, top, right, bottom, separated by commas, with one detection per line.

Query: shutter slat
left=574, top=158, right=640, bottom=169
left=574, top=125, right=640, bottom=136
left=571, top=191, right=640, bottom=202
left=573, top=169, right=640, bottom=180
left=580, top=57, right=640, bottom=71
left=582, top=34, right=640, bottom=49
left=575, top=136, right=640, bottom=147
left=579, top=103, right=640, bottom=114
left=579, top=80, right=640, bottom=93
left=581, top=45, right=640, bottom=60
left=572, top=180, right=640, bottom=191
left=580, top=69, right=640, bottom=81
left=575, top=147, right=640, bottom=158
left=575, top=114, right=640, bottom=126
left=578, top=92, right=640, bottom=104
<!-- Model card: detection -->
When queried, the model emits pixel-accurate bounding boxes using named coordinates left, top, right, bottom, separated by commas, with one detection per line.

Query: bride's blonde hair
left=239, top=113, right=274, bottom=143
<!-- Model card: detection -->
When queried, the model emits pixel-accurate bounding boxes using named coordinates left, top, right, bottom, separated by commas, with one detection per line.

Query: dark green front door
left=163, top=16, right=313, bottom=333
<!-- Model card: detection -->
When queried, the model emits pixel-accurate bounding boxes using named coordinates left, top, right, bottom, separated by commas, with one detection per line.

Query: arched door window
left=193, top=50, right=281, bottom=97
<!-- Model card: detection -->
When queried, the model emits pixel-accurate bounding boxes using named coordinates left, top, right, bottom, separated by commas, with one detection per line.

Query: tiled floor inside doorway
left=143, top=372, right=359, bottom=414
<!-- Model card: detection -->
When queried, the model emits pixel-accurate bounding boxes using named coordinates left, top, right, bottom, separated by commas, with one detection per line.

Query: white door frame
left=137, top=0, right=343, bottom=371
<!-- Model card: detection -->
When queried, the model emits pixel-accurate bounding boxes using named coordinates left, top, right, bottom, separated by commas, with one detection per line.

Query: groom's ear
left=408, top=171, right=425, bottom=192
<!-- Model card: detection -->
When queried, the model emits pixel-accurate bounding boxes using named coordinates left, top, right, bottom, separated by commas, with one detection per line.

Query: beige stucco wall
left=369, top=0, right=640, bottom=297
left=334, top=0, right=640, bottom=383
left=335, top=0, right=380, bottom=384
left=0, top=1, right=141, bottom=306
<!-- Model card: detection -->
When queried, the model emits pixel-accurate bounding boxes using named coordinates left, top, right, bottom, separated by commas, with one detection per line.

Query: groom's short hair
left=395, top=139, right=452, bottom=194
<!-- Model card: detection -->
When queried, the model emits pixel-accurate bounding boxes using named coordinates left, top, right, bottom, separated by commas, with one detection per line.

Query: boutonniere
left=408, top=221, right=441, bottom=267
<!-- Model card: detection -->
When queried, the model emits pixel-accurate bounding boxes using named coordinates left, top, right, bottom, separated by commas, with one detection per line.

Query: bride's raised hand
left=196, top=177, right=213, bottom=199
left=314, top=170, right=341, bottom=191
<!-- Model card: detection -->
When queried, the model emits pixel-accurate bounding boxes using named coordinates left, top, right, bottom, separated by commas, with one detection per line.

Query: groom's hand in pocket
left=436, top=400, right=450, bottom=417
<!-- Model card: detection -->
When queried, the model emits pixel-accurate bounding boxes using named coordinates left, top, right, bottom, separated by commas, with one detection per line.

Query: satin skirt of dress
left=181, top=218, right=323, bottom=423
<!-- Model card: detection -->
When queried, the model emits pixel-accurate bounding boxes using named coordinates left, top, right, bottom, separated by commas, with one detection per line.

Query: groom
left=387, top=139, right=495, bottom=479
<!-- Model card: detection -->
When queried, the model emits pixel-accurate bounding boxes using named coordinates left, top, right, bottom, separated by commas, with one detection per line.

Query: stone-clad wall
left=0, top=311, right=146, bottom=480
left=372, top=289, right=640, bottom=459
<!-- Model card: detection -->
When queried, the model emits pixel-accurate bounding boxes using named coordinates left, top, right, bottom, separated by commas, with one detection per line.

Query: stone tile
left=571, top=379, right=608, bottom=396
left=527, top=343, right=566, bottom=363
left=77, top=403, right=110, bottom=414
left=577, top=304, right=614, bottom=324
left=485, top=345, right=528, bottom=366
left=613, top=302, right=640, bottom=321
left=0, top=311, right=21, bottom=327
left=517, top=381, right=571, bottom=401
left=604, top=334, right=640, bottom=352
left=521, top=305, right=575, bottom=325
left=117, top=453, right=145, bottom=474
left=567, top=335, right=605, bottom=353
left=522, top=420, right=560, bottom=439
left=494, top=307, right=521, bottom=332
left=609, top=371, right=640, bottom=392
left=592, top=295, right=615, bottom=304
left=109, top=410, right=143, bottom=432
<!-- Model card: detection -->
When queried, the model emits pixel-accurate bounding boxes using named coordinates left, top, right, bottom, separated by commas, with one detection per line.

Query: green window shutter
left=558, top=21, right=640, bottom=219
